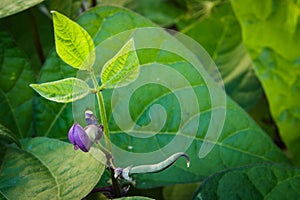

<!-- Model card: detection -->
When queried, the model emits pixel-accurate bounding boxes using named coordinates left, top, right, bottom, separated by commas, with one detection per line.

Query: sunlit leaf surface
left=231, top=0, right=300, bottom=164
left=30, top=77, right=90, bottom=103
left=52, top=11, right=95, bottom=70
left=0, top=137, right=105, bottom=200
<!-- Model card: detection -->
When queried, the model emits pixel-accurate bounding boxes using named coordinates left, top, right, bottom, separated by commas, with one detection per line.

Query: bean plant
left=1, top=0, right=300, bottom=200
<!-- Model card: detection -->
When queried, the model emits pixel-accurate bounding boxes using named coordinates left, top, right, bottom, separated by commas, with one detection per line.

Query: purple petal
left=68, top=123, right=91, bottom=152
left=68, top=123, right=78, bottom=145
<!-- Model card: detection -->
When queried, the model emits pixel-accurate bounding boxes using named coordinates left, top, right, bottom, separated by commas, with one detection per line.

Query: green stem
left=90, top=72, right=112, bottom=153
left=96, top=143, right=115, bottom=169
left=89, top=72, right=123, bottom=197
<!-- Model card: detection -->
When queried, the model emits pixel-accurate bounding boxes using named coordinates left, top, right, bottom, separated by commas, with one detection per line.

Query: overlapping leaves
left=35, top=6, right=289, bottom=189
left=0, top=31, right=35, bottom=138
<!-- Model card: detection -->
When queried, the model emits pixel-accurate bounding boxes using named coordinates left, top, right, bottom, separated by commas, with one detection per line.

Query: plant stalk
left=90, top=72, right=112, bottom=153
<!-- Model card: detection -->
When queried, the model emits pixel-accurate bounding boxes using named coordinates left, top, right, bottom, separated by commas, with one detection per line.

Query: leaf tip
left=29, top=83, right=36, bottom=89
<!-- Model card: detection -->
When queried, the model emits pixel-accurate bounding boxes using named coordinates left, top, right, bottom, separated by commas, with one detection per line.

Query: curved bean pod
left=121, top=152, right=190, bottom=181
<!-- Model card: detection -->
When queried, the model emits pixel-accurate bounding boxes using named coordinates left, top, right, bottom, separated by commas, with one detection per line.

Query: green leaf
left=193, top=164, right=300, bottom=200
left=163, top=183, right=200, bottom=200
left=0, top=0, right=44, bottom=19
left=230, top=0, right=300, bottom=164
left=33, top=6, right=155, bottom=139
left=0, top=124, right=21, bottom=148
left=30, top=77, right=90, bottom=103
left=0, top=7, right=54, bottom=73
left=101, top=38, right=140, bottom=89
left=0, top=31, right=35, bottom=138
left=0, top=137, right=105, bottom=199
left=51, top=11, right=95, bottom=70
left=38, top=6, right=289, bottom=189
left=182, top=2, right=262, bottom=109
left=124, top=0, right=185, bottom=27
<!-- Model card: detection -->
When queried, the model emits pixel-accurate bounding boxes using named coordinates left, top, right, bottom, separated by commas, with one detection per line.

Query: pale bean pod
left=116, top=152, right=190, bottom=181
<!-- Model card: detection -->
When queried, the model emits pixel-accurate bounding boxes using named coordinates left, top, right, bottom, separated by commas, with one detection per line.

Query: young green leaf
left=51, top=11, right=95, bottom=71
left=101, top=38, right=140, bottom=88
left=30, top=78, right=90, bottom=103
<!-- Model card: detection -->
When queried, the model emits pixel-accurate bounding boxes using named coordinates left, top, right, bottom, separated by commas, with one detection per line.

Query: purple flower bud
left=85, top=110, right=98, bottom=125
left=68, top=123, right=91, bottom=152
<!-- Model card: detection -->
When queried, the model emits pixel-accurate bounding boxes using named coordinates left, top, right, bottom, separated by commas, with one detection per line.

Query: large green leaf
left=52, top=11, right=95, bottom=70
left=0, top=137, right=105, bottom=199
left=0, top=7, right=54, bottom=73
left=182, top=2, right=262, bottom=109
left=0, top=0, right=44, bottom=19
left=0, top=31, right=35, bottom=138
left=230, top=0, right=300, bottom=164
left=37, top=6, right=289, bottom=189
left=30, top=77, right=90, bottom=103
left=193, top=164, right=300, bottom=200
